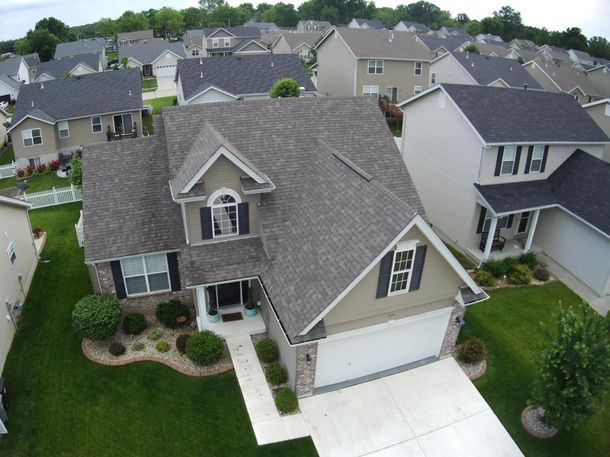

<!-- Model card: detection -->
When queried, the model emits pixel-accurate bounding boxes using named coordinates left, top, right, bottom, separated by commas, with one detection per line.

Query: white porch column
left=524, top=209, right=541, bottom=252
left=482, top=215, right=498, bottom=261
left=195, top=286, right=207, bottom=331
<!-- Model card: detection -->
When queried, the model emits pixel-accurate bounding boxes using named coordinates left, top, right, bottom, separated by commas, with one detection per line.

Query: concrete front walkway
left=226, top=335, right=310, bottom=445
left=142, top=76, right=177, bottom=100
left=299, top=357, right=524, bottom=457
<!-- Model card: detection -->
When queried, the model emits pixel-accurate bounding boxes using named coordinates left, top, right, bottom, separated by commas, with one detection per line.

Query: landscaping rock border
left=456, top=357, right=487, bottom=381
left=521, top=405, right=559, bottom=439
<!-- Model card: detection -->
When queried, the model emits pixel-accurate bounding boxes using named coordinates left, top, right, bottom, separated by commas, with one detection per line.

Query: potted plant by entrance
left=207, top=292, right=220, bottom=323
left=244, top=287, right=257, bottom=317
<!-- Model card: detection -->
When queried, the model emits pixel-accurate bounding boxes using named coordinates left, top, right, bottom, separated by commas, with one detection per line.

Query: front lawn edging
left=521, top=405, right=559, bottom=439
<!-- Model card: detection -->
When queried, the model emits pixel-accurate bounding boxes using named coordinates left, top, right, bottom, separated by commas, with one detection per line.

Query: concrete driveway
left=299, top=357, right=523, bottom=457
left=142, top=76, right=177, bottom=100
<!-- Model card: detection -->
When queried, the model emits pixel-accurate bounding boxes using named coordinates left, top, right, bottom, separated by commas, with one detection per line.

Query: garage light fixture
left=305, top=353, right=312, bottom=366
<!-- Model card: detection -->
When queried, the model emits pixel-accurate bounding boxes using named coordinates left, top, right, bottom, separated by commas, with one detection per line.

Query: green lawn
left=459, top=283, right=610, bottom=457
left=0, top=204, right=317, bottom=457
left=106, top=50, right=118, bottom=60
left=142, top=115, right=154, bottom=135
left=0, top=144, right=14, bottom=165
left=0, top=172, right=69, bottom=193
left=148, top=96, right=176, bottom=114
left=141, top=78, right=158, bottom=92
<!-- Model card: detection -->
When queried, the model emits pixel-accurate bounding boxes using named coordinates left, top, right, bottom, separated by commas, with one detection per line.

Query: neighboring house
left=476, top=33, right=503, bottom=43
left=0, top=106, right=9, bottom=145
left=33, top=53, right=103, bottom=82
left=200, top=27, right=267, bottom=57
left=509, top=38, right=538, bottom=49
left=523, top=60, right=607, bottom=104
left=82, top=96, right=486, bottom=396
left=315, top=28, right=434, bottom=100
left=0, top=195, right=38, bottom=374
left=117, top=30, right=154, bottom=47
left=348, top=18, right=385, bottom=30
left=297, top=20, right=332, bottom=32
left=437, top=26, right=470, bottom=38
left=244, top=20, right=279, bottom=33
left=54, top=38, right=106, bottom=63
left=119, top=41, right=186, bottom=78
left=582, top=98, right=610, bottom=161
left=393, top=21, right=429, bottom=33
left=429, top=51, right=542, bottom=89
left=399, top=84, right=610, bottom=298
left=0, top=54, right=31, bottom=85
left=183, top=29, right=205, bottom=57
left=416, top=35, right=472, bottom=58
left=0, top=75, right=20, bottom=103
left=568, top=48, right=595, bottom=66
left=537, top=44, right=569, bottom=62
left=584, top=64, right=610, bottom=98
left=7, top=69, right=143, bottom=168
left=176, top=54, right=316, bottom=104
left=271, top=32, right=323, bottom=61
left=465, top=42, right=511, bottom=58
left=505, top=46, right=542, bottom=64
left=19, top=53, right=41, bottom=84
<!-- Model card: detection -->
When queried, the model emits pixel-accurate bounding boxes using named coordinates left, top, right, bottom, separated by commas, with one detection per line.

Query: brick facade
left=439, top=302, right=466, bottom=358
left=295, top=342, right=318, bottom=398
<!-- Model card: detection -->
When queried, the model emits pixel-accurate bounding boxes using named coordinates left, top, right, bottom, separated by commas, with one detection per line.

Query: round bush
left=457, top=336, right=487, bottom=364
left=255, top=338, right=279, bottom=363
left=123, top=312, right=147, bottom=335
left=274, top=387, right=298, bottom=413
left=132, top=342, right=145, bottom=351
left=509, top=264, right=531, bottom=285
left=155, top=340, right=171, bottom=353
left=533, top=266, right=550, bottom=282
left=156, top=300, right=190, bottom=328
left=108, top=342, right=126, bottom=356
left=176, top=334, right=190, bottom=354
left=186, top=331, right=224, bottom=365
left=72, top=294, right=121, bottom=340
left=474, top=270, right=495, bottom=287
left=265, top=362, right=287, bottom=385
left=147, top=329, right=163, bottom=341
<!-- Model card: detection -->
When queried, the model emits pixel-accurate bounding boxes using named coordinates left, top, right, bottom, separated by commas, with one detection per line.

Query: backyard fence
left=0, top=161, right=16, bottom=179
left=75, top=210, right=84, bottom=247
left=19, top=184, right=83, bottom=209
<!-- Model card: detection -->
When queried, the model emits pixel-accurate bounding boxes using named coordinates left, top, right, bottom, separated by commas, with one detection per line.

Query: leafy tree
left=14, top=38, right=33, bottom=56
left=463, top=44, right=480, bottom=54
left=208, top=4, right=249, bottom=26
left=558, top=27, right=588, bottom=51
left=465, top=20, right=482, bottom=36
left=255, top=3, right=274, bottom=21
left=0, top=40, right=16, bottom=55
left=199, top=0, right=226, bottom=11
left=456, top=13, right=469, bottom=24
left=35, top=17, right=70, bottom=42
left=264, top=3, right=298, bottom=27
left=374, top=7, right=398, bottom=28
left=319, top=5, right=339, bottom=24
left=183, top=7, right=208, bottom=29
left=154, top=7, right=185, bottom=38
left=269, top=78, right=300, bottom=98
left=493, top=5, right=522, bottom=40
left=588, top=36, right=610, bottom=60
left=479, top=16, right=504, bottom=36
left=120, top=57, right=129, bottom=69
left=96, top=18, right=117, bottom=38
left=531, top=305, right=610, bottom=430
left=25, top=29, right=59, bottom=61
left=404, top=1, right=443, bottom=27
left=239, top=2, right=255, bottom=19
left=116, top=11, right=149, bottom=33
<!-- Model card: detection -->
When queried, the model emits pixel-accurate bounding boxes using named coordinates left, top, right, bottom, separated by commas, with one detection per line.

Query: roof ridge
left=317, top=139, right=373, bottom=182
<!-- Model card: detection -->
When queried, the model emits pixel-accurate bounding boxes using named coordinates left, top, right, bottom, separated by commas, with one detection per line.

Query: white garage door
left=155, top=65, right=176, bottom=77
left=315, top=307, right=452, bottom=388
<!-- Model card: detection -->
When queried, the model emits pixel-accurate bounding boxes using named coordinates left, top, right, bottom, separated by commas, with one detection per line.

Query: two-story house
left=315, top=28, right=434, bottom=101
left=119, top=41, right=186, bottom=78
left=176, top=54, right=316, bottom=105
left=416, top=35, right=472, bottom=58
left=0, top=195, right=39, bottom=374
left=82, top=96, right=485, bottom=396
left=271, top=32, right=324, bottom=61
left=585, top=64, right=610, bottom=97
left=54, top=38, right=106, bottom=65
left=199, top=27, right=269, bottom=57
left=0, top=54, right=39, bottom=101
left=7, top=69, right=143, bottom=169
left=117, top=30, right=155, bottom=47
left=33, top=53, right=103, bottom=82
left=399, top=84, right=610, bottom=299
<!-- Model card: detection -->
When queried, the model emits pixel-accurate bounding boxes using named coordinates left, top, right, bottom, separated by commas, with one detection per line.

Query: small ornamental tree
left=70, top=157, right=82, bottom=186
left=72, top=294, right=121, bottom=340
left=269, top=78, right=300, bottom=98
left=531, top=304, right=610, bottom=429
left=463, top=44, right=480, bottom=54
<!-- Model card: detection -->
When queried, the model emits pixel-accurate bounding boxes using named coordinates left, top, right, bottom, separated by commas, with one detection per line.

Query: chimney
left=524, top=83, right=528, bottom=90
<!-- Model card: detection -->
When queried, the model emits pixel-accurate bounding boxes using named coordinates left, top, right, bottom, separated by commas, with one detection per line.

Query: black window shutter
left=200, top=207, right=213, bottom=239
left=512, top=146, right=522, bottom=175
left=476, top=206, right=487, bottom=233
left=540, top=145, right=549, bottom=172
left=506, top=214, right=514, bottom=228
left=238, top=202, right=250, bottom=235
left=376, top=251, right=394, bottom=298
left=408, top=245, right=427, bottom=292
left=524, top=146, right=533, bottom=174
left=494, top=146, right=504, bottom=176
left=167, top=253, right=181, bottom=291
left=110, top=261, right=127, bottom=299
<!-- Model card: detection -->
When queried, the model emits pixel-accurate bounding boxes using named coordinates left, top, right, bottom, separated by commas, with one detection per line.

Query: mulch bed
left=521, top=405, right=559, bottom=438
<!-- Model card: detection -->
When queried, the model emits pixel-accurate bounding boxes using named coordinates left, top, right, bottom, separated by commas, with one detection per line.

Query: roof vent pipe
left=40, top=81, right=44, bottom=89
left=299, top=86, right=305, bottom=97
left=524, top=83, right=528, bottom=90
left=200, top=71, right=203, bottom=78
left=199, top=57, right=203, bottom=64
left=128, top=90, right=132, bottom=96
left=466, top=50, right=469, bottom=58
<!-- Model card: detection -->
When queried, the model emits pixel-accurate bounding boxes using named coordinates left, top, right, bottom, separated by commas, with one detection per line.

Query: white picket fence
left=0, top=161, right=16, bottom=179
left=19, top=184, right=83, bottom=209
left=75, top=210, right=84, bottom=247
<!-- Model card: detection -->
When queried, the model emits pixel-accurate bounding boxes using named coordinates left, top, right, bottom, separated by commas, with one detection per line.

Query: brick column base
left=439, top=303, right=466, bottom=358
left=295, top=343, right=318, bottom=398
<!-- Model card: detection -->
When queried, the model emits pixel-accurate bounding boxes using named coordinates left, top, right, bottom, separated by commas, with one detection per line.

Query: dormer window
left=223, top=38, right=231, bottom=47
left=213, top=38, right=220, bottom=48
left=212, top=193, right=239, bottom=237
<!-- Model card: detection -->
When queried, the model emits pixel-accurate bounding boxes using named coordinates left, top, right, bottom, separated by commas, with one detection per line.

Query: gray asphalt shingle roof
left=11, top=69, right=142, bottom=128
left=203, top=27, right=260, bottom=38
left=177, top=54, right=316, bottom=101
left=34, top=53, right=101, bottom=80
left=119, top=41, right=186, bottom=64
left=353, top=18, right=385, bottom=29
left=395, top=21, right=429, bottom=32
left=118, top=30, right=154, bottom=42
left=440, top=83, right=609, bottom=143
left=417, top=35, right=471, bottom=53
left=276, top=32, right=323, bottom=51
left=23, top=53, right=40, bottom=69
left=0, top=56, right=22, bottom=79
left=475, top=150, right=610, bottom=236
left=54, top=38, right=105, bottom=59
left=530, top=61, right=605, bottom=96
left=0, top=75, right=20, bottom=90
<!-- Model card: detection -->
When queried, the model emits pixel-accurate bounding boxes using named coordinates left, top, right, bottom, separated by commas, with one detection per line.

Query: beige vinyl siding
left=523, top=63, right=561, bottom=92
left=583, top=103, right=610, bottom=161
left=184, top=155, right=260, bottom=244
left=323, top=226, right=462, bottom=335
left=356, top=59, right=430, bottom=100
left=294, top=44, right=312, bottom=60
left=587, top=68, right=610, bottom=97
left=70, top=64, right=97, bottom=76
left=403, top=90, right=483, bottom=251
left=272, top=36, right=291, bottom=54
left=186, top=88, right=236, bottom=104
left=429, top=55, right=475, bottom=86
left=12, top=117, right=58, bottom=165
left=0, top=203, right=38, bottom=372
left=316, top=31, right=357, bottom=96
left=152, top=52, right=180, bottom=76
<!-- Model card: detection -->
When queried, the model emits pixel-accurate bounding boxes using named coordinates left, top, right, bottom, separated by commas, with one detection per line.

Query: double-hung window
left=192, top=49, right=200, bottom=56
left=58, top=120, right=70, bottom=138
left=367, top=59, right=383, bottom=74
left=212, top=38, right=220, bottom=48
left=517, top=212, right=530, bottom=234
left=121, top=254, right=170, bottom=296
left=414, top=61, right=423, bottom=75
left=430, top=72, right=436, bottom=84
left=22, top=128, right=42, bottom=147
left=212, top=194, right=239, bottom=237
left=91, top=116, right=102, bottom=133
left=7, top=242, right=16, bottom=265
left=500, top=145, right=517, bottom=175
left=388, top=248, right=415, bottom=295
left=483, top=215, right=509, bottom=233
left=223, top=38, right=231, bottom=47
left=529, top=145, right=544, bottom=173
left=362, top=85, right=379, bottom=97
left=299, top=48, right=309, bottom=59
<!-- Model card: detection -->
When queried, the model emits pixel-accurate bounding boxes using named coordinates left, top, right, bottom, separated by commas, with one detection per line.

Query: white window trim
left=362, top=85, right=379, bottom=97
left=500, top=145, right=517, bottom=176
left=386, top=86, right=399, bottom=101
left=192, top=49, right=200, bottom=56
left=113, top=113, right=133, bottom=133
left=91, top=116, right=102, bottom=134
left=22, top=128, right=43, bottom=148
left=413, top=85, right=423, bottom=94
left=387, top=247, right=416, bottom=296
left=212, top=38, right=220, bottom=48
left=529, top=145, right=544, bottom=173
left=414, top=61, right=423, bottom=76
left=367, top=59, right=384, bottom=75
left=7, top=242, right=16, bottom=266
left=121, top=254, right=171, bottom=297
left=430, top=72, right=436, bottom=84
left=483, top=215, right=509, bottom=233
left=58, top=120, right=70, bottom=138
left=223, top=38, right=231, bottom=47
left=207, top=188, right=242, bottom=239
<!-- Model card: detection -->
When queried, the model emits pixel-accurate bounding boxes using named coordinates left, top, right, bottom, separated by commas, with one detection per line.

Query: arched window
left=211, top=192, right=239, bottom=237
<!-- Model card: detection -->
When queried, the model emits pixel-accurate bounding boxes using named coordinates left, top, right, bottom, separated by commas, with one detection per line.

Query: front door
left=142, top=64, right=153, bottom=77
left=386, top=87, right=399, bottom=103
left=215, top=281, right=243, bottom=307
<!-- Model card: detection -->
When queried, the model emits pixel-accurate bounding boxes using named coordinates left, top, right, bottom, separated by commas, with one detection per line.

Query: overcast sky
left=0, top=0, right=608, bottom=41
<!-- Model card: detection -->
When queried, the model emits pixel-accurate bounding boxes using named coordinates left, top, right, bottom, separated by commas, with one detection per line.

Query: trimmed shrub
left=255, top=338, right=279, bottom=363
left=474, top=270, right=495, bottom=287
left=156, top=300, right=190, bottom=328
left=274, top=388, right=298, bottom=413
left=155, top=340, right=171, bottom=353
left=176, top=334, right=190, bottom=354
left=509, top=264, right=531, bottom=285
left=132, top=341, right=145, bottom=351
left=186, top=331, right=224, bottom=365
left=265, top=362, right=287, bottom=385
left=36, top=163, right=47, bottom=174
left=457, top=337, right=487, bottom=364
left=147, top=329, right=163, bottom=341
left=72, top=294, right=121, bottom=340
left=518, top=252, right=538, bottom=270
left=108, top=342, right=126, bottom=356
left=533, top=266, right=550, bottom=282
left=70, top=156, right=82, bottom=185
left=481, top=256, right=517, bottom=278
left=16, top=168, right=25, bottom=177
left=48, top=159, right=60, bottom=171
left=123, top=312, right=147, bottom=335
